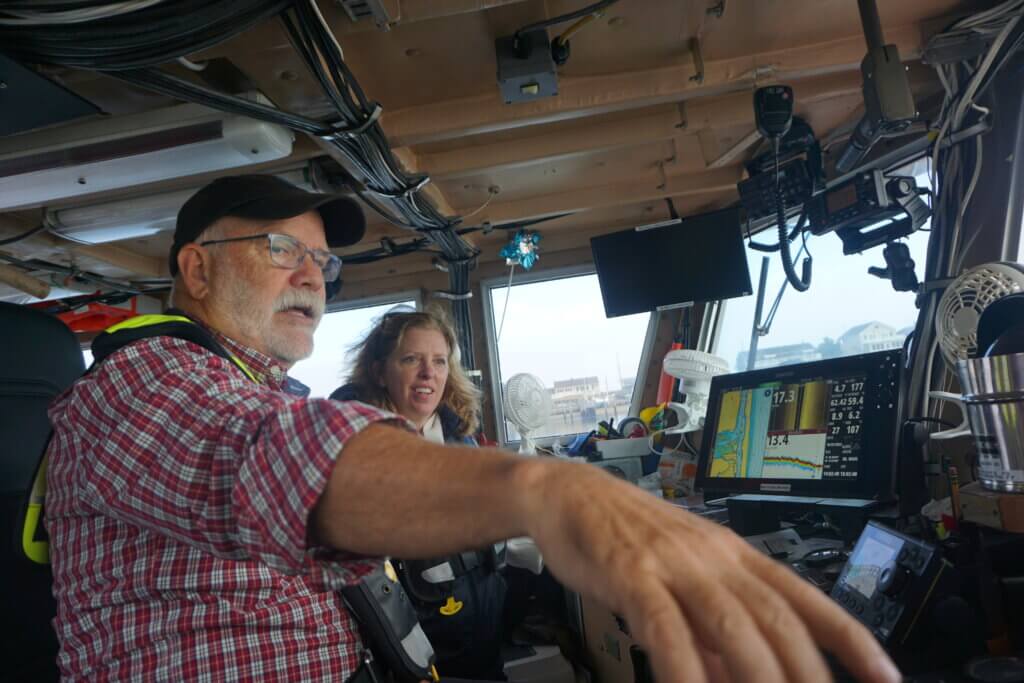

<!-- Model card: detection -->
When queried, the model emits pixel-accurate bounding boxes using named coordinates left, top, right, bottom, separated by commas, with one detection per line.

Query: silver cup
left=956, top=353, right=1024, bottom=492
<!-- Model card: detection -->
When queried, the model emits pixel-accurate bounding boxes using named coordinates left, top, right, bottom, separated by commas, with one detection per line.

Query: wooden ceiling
left=0, top=0, right=968, bottom=302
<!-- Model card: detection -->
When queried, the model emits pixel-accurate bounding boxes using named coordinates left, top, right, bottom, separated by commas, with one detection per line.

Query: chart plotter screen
left=696, top=350, right=902, bottom=500
left=708, top=376, right=864, bottom=481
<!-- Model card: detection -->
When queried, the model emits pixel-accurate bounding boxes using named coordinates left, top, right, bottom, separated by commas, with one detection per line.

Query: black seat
left=0, top=301, right=85, bottom=681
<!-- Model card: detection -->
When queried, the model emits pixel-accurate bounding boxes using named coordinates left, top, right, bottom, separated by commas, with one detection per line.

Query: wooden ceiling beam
left=193, top=0, right=530, bottom=60
left=311, top=135, right=460, bottom=227
left=1, top=215, right=166, bottom=279
left=708, top=129, right=762, bottom=169
left=406, top=72, right=862, bottom=181
left=413, top=109, right=682, bottom=180
left=398, top=0, right=530, bottom=23
left=461, top=166, right=742, bottom=225
left=60, top=240, right=167, bottom=278
left=388, top=146, right=458, bottom=216
left=469, top=200, right=732, bottom=261
left=383, top=24, right=922, bottom=147
left=343, top=190, right=735, bottom=282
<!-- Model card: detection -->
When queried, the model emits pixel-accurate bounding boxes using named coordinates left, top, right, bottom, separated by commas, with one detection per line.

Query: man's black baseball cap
left=169, top=174, right=366, bottom=276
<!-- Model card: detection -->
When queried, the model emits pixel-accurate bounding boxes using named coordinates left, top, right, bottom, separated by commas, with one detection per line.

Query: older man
left=46, top=175, right=900, bottom=683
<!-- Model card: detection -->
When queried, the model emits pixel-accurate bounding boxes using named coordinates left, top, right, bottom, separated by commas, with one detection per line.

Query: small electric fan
left=936, top=262, right=1024, bottom=367
left=503, top=373, right=552, bottom=454
left=930, top=261, right=1024, bottom=440
left=662, top=349, right=730, bottom=433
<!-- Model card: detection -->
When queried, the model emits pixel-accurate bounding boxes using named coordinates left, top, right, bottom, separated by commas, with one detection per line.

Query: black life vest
left=91, top=310, right=259, bottom=382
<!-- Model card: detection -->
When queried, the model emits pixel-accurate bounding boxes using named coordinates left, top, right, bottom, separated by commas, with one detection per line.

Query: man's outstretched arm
left=314, top=423, right=902, bottom=683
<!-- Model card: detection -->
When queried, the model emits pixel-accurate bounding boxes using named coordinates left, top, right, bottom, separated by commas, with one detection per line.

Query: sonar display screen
left=707, top=376, right=866, bottom=482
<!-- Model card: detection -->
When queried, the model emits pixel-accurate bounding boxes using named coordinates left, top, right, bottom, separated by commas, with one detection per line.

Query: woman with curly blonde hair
left=331, top=306, right=481, bottom=442
left=330, top=307, right=507, bottom=680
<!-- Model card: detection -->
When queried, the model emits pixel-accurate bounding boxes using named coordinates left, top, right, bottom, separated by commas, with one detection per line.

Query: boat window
left=483, top=268, right=651, bottom=445
left=713, top=163, right=932, bottom=371
left=290, top=295, right=418, bottom=397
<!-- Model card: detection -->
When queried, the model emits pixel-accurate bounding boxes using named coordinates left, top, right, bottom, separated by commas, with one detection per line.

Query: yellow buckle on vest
left=439, top=596, right=463, bottom=616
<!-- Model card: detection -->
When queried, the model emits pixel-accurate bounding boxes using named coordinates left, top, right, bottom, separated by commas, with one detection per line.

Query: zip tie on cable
left=318, top=103, right=383, bottom=140
left=432, top=291, right=473, bottom=301
left=439, top=252, right=479, bottom=266
left=422, top=222, right=465, bottom=234
left=363, top=174, right=431, bottom=200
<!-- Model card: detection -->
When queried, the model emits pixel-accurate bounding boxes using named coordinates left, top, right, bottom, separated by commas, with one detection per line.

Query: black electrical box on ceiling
left=495, top=29, right=559, bottom=104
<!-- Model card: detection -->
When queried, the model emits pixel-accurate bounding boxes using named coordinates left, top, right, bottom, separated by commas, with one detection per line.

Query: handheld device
left=754, top=85, right=794, bottom=139
left=831, top=521, right=948, bottom=646
left=753, top=84, right=811, bottom=292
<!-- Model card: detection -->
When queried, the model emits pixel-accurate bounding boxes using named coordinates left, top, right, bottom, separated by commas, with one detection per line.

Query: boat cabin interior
left=2, top=0, right=1024, bottom=681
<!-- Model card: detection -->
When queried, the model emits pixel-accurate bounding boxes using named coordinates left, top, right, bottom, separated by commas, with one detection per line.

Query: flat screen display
left=843, top=534, right=901, bottom=599
left=706, top=375, right=865, bottom=483
left=837, top=523, right=904, bottom=599
left=590, top=207, right=752, bottom=318
left=696, top=350, right=903, bottom=500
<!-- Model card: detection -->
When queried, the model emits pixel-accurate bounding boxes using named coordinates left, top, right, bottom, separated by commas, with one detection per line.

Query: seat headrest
left=0, top=302, right=84, bottom=389
left=0, top=302, right=84, bottom=495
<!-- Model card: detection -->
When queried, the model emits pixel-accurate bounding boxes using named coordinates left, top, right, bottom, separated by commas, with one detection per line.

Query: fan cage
left=937, top=263, right=1024, bottom=366
left=504, top=374, right=551, bottom=431
left=663, top=350, right=730, bottom=380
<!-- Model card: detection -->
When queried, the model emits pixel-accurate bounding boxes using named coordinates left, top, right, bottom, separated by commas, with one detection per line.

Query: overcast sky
left=715, top=227, right=930, bottom=370
left=488, top=273, right=650, bottom=391
left=290, top=301, right=414, bottom=398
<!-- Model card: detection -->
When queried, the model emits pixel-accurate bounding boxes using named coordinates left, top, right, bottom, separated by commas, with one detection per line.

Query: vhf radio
left=830, top=521, right=949, bottom=646
left=738, top=115, right=825, bottom=234
left=813, top=170, right=931, bottom=254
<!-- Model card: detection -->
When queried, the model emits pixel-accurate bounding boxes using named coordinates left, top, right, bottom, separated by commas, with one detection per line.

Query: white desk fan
left=662, top=349, right=730, bottom=434
left=502, top=374, right=551, bottom=573
left=503, top=372, right=552, bottom=454
left=936, top=262, right=1024, bottom=366
left=930, top=261, right=1024, bottom=440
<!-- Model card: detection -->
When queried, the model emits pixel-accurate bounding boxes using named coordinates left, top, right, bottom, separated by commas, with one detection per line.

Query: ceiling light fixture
left=0, top=98, right=294, bottom=211
left=44, top=168, right=317, bottom=245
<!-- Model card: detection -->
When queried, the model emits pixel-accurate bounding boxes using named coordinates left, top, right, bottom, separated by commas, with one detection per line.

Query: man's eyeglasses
left=199, top=233, right=342, bottom=282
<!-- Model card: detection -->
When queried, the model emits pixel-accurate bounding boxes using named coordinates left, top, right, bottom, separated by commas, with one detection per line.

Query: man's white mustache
left=274, top=290, right=325, bottom=320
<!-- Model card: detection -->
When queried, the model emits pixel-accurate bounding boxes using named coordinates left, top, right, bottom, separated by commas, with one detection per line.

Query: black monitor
left=695, top=350, right=903, bottom=501
left=590, top=206, right=752, bottom=318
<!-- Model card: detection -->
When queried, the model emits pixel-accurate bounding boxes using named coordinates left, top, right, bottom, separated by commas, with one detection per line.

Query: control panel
left=830, top=522, right=948, bottom=645
left=819, top=170, right=899, bottom=233
left=738, top=155, right=815, bottom=229
left=698, top=348, right=903, bottom=501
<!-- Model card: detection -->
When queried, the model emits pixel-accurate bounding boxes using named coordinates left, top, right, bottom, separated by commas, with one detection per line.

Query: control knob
left=877, top=564, right=910, bottom=597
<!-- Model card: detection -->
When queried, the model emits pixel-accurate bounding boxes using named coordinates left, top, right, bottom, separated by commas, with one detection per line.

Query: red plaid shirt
left=46, top=324, right=398, bottom=681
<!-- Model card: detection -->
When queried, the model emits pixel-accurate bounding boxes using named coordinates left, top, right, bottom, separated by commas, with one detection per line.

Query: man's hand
left=516, top=459, right=902, bottom=683
left=321, top=425, right=900, bottom=682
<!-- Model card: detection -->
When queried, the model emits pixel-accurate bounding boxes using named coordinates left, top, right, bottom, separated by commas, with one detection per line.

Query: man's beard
left=219, top=273, right=325, bottom=364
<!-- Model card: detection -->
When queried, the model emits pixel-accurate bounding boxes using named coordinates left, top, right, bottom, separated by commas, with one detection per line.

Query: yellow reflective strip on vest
left=225, top=353, right=259, bottom=383
left=22, top=453, right=49, bottom=564
left=104, top=313, right=193, bottom=333
left=21, top=318, right=262, bottom=563
left=104, top=314, right=260, bottom=384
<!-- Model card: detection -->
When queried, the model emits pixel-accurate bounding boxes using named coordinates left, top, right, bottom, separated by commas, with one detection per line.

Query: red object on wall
left=56, top=299, right=138, bottom=333
left=656, top=341, right=683, bottom=404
